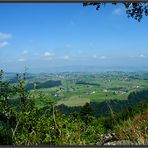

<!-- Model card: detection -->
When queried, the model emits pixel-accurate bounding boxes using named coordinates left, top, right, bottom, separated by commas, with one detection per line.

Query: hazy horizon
left=2, top=65, right=148, bottom=74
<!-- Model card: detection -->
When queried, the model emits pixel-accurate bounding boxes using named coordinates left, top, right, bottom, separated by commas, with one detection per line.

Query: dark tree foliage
left=76, top=81, right=100, bottom=87
left=128, top=89, right=148, bottom=104
left=80, top=102, right=94, bottom=124
left=83, top=2, right=148, bottom=22
left=80, top=102, right=93, bottom=116
left=57, top=90, right=148, bottom=117
left=26, top=80, right=62, bottom=90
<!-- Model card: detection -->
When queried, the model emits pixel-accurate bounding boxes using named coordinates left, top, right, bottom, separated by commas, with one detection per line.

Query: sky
left=0, top=3, right=148, bottom=73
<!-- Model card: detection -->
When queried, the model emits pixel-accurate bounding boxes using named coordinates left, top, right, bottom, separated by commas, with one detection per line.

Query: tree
left=83, top=2, right=148, bottom=22
left=80, top=103, right=93, bottom=124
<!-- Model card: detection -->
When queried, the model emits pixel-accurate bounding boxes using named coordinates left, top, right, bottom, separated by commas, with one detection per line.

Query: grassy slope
left=24, top=72, right=148, bottom=107
left=112, top=99, right=148, bottom=145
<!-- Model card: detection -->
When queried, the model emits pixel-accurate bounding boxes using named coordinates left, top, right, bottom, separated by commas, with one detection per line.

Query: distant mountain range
left=3, top=65, right=148, bottom=74
left=28, top=65, right=148, bottom=73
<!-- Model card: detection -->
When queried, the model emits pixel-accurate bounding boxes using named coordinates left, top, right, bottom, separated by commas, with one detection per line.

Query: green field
left=24, top=71, right=148, bottom=107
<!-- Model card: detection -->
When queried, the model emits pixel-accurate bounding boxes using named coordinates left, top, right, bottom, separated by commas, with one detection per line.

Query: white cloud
left=63, top=55, right=69, bottom=60
left=139, top=54, right=145, bottom=58
left=43, top=52, right=55, bottom=60
left=44, top=52, right=54, bottom=57
left=0, top=32, right=12, bottom=39
left=0, top=41, right=8, bottom=48
left=22, top=50, right=28, bottom=55
left=100, top=56, right=107, bottom=59
left=17, top=58, right=25, bottom=62
left=113, top=8, right=122, bottom=15
left=129, top=54, right=146, bottom=58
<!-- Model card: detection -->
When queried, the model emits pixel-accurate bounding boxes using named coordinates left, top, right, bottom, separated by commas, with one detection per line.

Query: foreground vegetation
left=0, top=70, right=148, bottom=145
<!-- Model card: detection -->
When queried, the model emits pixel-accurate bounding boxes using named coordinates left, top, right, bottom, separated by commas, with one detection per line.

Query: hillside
left=0, top=70, right=148, bottom=145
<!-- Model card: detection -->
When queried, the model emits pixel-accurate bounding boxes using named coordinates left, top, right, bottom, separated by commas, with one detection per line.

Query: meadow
left=25, top=71, right=148, bottom=108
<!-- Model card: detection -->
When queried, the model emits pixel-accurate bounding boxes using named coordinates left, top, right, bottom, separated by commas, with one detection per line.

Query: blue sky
left=0, top=3, right=148, bottom=73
